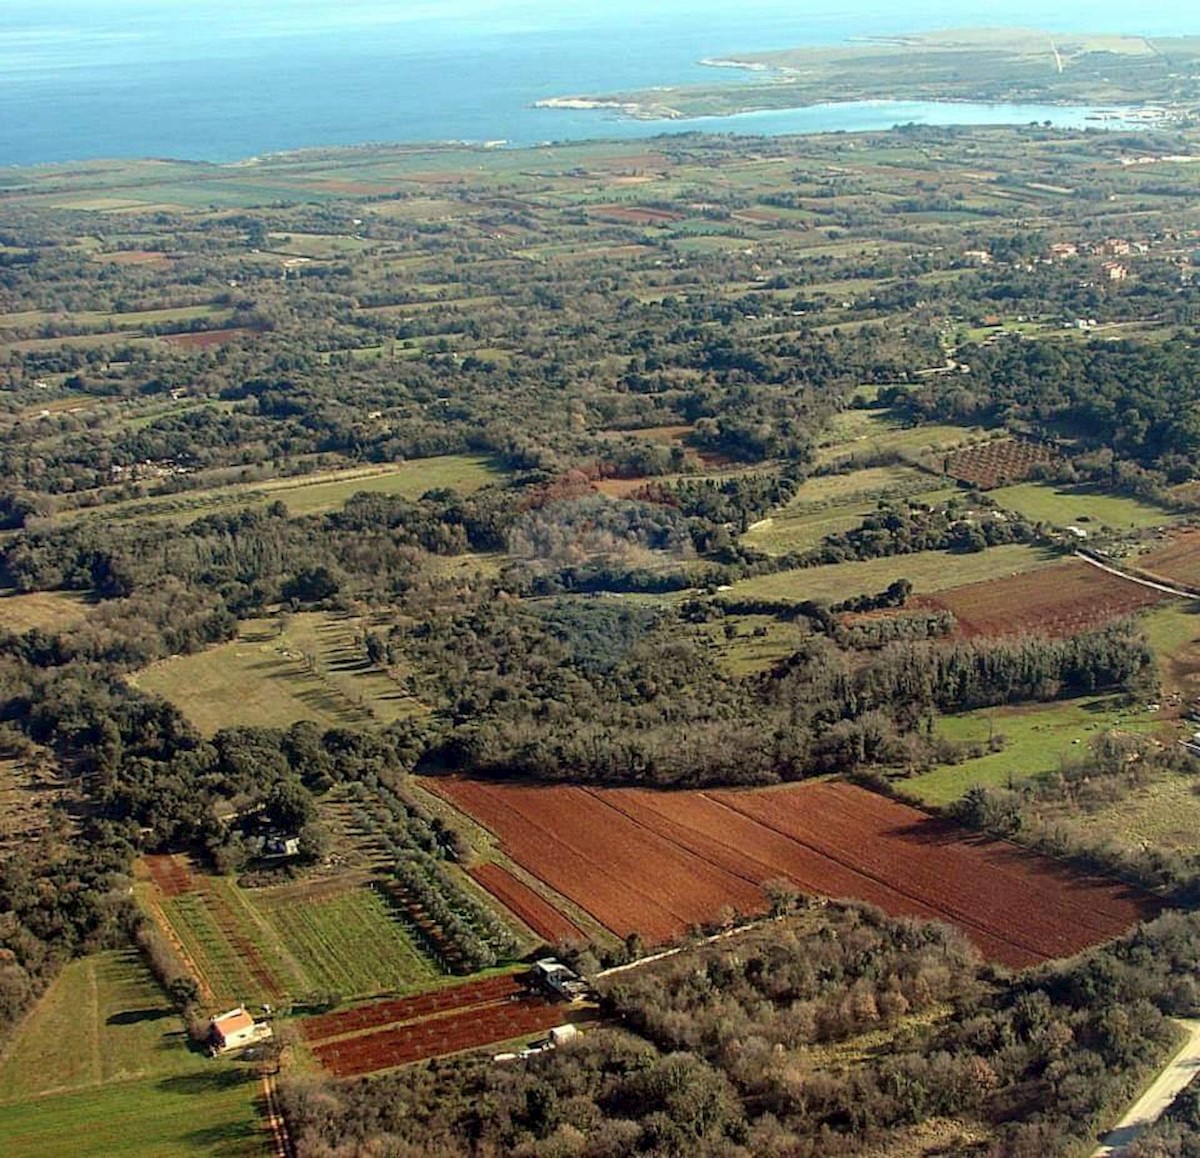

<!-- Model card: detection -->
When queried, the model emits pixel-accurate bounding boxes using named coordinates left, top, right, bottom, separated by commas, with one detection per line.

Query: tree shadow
left=107, top=1007, right=174, bottom=1026
left=158, top=1068, right=258, bottom=1095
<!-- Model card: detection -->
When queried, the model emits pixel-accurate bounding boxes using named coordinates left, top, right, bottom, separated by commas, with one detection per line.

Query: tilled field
left=469, top=863, right=584, bottom=944
left=433, top=778, right=1160, bottom=970
left=301, top=972, right=563, bottom=1077
left=920, top=559, right=1165, bottom=638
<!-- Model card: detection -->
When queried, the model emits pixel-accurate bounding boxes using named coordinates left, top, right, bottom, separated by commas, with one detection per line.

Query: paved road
left=1093, top=1019, right=1200, bottom=1156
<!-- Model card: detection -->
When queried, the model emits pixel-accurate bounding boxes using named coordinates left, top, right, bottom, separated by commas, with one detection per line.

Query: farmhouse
left=209, top=1006, right=270, bottom=1053
left=533, top=958, right=587, bottom=1001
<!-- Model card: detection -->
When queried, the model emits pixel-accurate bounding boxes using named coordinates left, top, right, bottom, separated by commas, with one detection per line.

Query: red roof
left=211, top=1008, right=255, bottom=1042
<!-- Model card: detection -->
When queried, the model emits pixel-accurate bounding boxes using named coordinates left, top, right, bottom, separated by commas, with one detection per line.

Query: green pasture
left=903, top=695, right=1158, bottom=806
left=987, top=482, right=1176, bottom=530
left=133, top=612, right=425, bottom=735
left=254, top=885, right=437, bottom=997
left=725, top=543, right=1059, bottom=605
left=814, top=411, right=980, bottom=466
left=63, top=454, right=505, bottom=526
left=0, top=950, right=265, bottom=1157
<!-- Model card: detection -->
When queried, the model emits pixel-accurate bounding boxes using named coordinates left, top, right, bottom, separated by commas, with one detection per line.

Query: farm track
left=432, top=778, right=1161, bottom=970
left=921, top=558, right=1168, bottom=638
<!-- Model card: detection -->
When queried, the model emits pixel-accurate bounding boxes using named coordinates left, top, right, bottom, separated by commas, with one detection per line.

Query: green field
left=0, top=589, right=91, bottom=633
left=254, top=884, right=438, bottom=996
left=0, top=950, right=265, bottom=1157
left=133, top=612, right=425, bottom=734
left=741, top=465, right=953, bottom=555
left=903, top=695, right=1159, bottom=806
left=145, top=871, right=437, bottom=1007
left=988, top=482, right=1175, bottom=530
left=726, top=543, right=1060, bottom=605
left=63, top=454, right=505, bottom=526
left=1054, top=771, right=1200, bottom=855
left=814, top=411, right=979, bottom=466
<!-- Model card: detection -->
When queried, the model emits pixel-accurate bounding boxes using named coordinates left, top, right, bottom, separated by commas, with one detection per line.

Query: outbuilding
left=209, top=1007, right=267, bottom=1053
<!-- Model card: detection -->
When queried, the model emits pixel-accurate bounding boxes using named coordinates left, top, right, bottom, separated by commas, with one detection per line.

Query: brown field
left=430, top=778, right=1159, bottom=970
left=920, top=559, right=1166, bottom=638
left=590, top=205, right=683, bottom=225
left=1138, top=530, right=1200, bottom=589
left=941, top=438, right=1059, bottom=489
left=163, top=327, right=257, bottom=349
left=301, top=972, right=568, bottom=1076
left=94, top=250, right=172, bottom=266
left=469, top=863, right=584, bottom=944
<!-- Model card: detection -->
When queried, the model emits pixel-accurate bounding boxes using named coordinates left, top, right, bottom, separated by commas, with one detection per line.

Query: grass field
left=988, top=482, right=1175, bottom=530
left=63, top=454, right=505, bottom=526
left=133, top=612, right=424, bottom=734
left=0, top=950, right=265, bottom=1157
left=725, top=543, right=1060, bottom=605
left=143, top=867, right=437, bottom=1007
left=814, top=411, right=979, bottom=466
left=254, top=884, right=438, bottom=997
left=1055, top=772, right=1200, bottom=856
left=741, top=465, right=950, bottom=555
left=903, top=695, right=1159, bottom=806
left=698, top=614, right=806, bottom=675
left=0, top=589, right=90, bottom=633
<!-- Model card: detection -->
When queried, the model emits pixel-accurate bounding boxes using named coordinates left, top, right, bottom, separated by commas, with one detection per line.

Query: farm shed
left=549, top=1024, right=578, bottom=1046
left=533, top=958, right=587, bottom=1001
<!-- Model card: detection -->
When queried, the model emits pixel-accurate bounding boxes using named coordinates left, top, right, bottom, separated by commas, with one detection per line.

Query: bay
left=1, top=0, right=1195, bottom=166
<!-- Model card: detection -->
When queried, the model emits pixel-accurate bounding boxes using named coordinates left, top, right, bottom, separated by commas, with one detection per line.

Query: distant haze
left=2, top=0, right=1196, bottom=164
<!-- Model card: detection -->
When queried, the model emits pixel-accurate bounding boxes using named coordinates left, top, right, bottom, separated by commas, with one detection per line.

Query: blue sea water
left=0, top=0, right=1196, bottom=166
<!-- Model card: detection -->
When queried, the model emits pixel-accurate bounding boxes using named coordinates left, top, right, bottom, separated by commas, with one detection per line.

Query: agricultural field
left=138, top=857, right=436, bottom=1006
left=920, top=558, right=1169, bottom=639
left=300, top=972, right=570, bottom=1078
left=741, top=464, right=951, bottom=555
left=133, top=612, right=424, bottom=734
left=1137, top=529, right=1200, bottom=589
left=61, top=454, right=505, bottom=526
left=813, top=410, right=979, bottom=466
left=726, top=543, right=1060, bottom=605
left=1048, top=771, right=1200, bottom=857
left=432, top=778, right=1159, bottom=969
left=468, top=862, right=585, bottom=945
left=941, top=438, right=1060, bottom=489
left=0, top=950, right=266, bottom=1157
left=0, top=589, right=91, bottom=633
left=987, top=482, right=1175, bottom=530
left=903, top=695, right=1161, bottom=806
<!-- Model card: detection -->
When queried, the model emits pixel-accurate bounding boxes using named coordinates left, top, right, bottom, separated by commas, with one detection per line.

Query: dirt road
left=1093, top=1019, right=1200, bottom=1156
left=1074, top=551, right=1198, bottom=600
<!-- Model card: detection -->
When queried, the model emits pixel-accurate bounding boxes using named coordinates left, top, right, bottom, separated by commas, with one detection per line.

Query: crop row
left=301, top=973, right=526, bottom=1043
left=313, top=998, right=562, bottom=1076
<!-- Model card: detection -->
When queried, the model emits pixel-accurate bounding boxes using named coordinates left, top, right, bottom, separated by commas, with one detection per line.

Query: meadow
left=813, top=410, right=979, bottom=466
left=0, top=589, right=91, bottom=633
left=902, top=695, right=1159, bottom=806
left=726, top=543, right=1060, bottom=605
left=987, top=482, right=1175, bottom=529
left=133, top=612, right=425, bottom=734
left=0, top=950, right=265, bottom=1157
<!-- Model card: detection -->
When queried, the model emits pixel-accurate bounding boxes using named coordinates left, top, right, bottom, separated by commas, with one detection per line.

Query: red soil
left=144, top=853, right=194, bottom=898
left=301, top=974, right=526, bottom=1044
left=469, top=863, right=584, bottom=944
left=430, top=779, right=1160, bottom=971
left=919, top=560, right=1165, bottom=639
left=312, top=997, right=563, bottom=1077
left=590, top=205, right=683, bottom=225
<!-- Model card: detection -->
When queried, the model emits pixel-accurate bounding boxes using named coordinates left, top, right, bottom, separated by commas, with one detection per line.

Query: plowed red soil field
left=301, top=971, right=565, bottom=1076
left=469, top=863, right=584, bottom=944
left=919, top=559, right=1165, bottom=638
left=430, top=779, right=1160, bottom=970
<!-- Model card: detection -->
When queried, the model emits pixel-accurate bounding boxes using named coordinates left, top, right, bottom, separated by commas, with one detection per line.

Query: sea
left=1, top=0, right=1197, bottom=167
